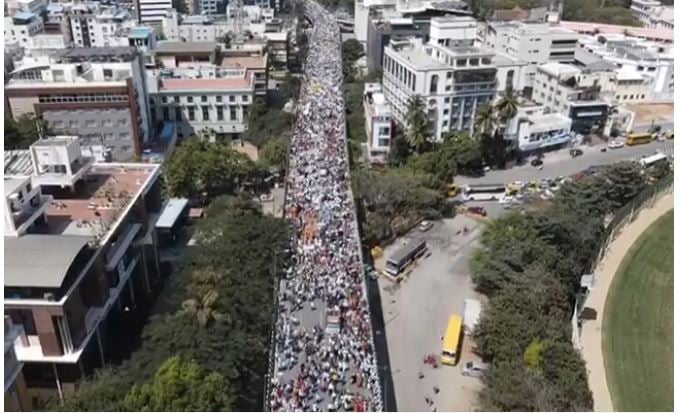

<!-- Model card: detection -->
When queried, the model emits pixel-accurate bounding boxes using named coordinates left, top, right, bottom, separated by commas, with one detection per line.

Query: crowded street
left=267, top=1, right=383, bottom=411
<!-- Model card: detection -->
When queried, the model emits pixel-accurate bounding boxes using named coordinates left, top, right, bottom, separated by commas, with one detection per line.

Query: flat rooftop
left=393, top=45, right=448, bottom=70
left=220, top=56, right=267, bottom=70
left=159, top=77, right=252, bottom=91
left=43, top=164, right=159, bottom=237
left=155, top=41, right=218, bottom=54
left=52, top=47, right=138, bottom=62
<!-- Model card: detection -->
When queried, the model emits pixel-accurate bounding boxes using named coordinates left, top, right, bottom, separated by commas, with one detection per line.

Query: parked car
left=569, top=148, right=584, bottom=157
left=259, top=194, right=274, bottom=202
left=419, top=220, right=433, bottom=232
left=530, top=158, right=543, bottom=167
left=608, top=139, right=625, bottom=149
left=462, top=361, right=489, bottom=378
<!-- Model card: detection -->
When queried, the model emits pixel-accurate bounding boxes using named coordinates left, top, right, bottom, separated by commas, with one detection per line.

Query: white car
left=419, top=220, right=433, bottom=232
left=499, top=195, right=514, bottom=205
left=608, top=139, right=625, bottom=149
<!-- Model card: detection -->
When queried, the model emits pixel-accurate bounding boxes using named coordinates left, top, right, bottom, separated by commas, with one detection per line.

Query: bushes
left=471, top=161, right=662, bottom=411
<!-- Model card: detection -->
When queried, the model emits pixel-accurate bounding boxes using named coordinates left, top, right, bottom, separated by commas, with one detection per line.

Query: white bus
left=639, top=153, right=667, bottom=169
left=461, top=184, right=507, bottom=201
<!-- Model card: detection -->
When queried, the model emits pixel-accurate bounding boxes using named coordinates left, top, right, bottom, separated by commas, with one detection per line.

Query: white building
left=382, top=37, right=523, bottom=140
left=363, top=83, right=393, bottom=163
left=576, top=34, right=674, bottom=102
left=69, top=4, right=138, bottom=48
left=148, top=67, right=256, bottom=139
left=479, top=21, right=581, bottom=92
left=516, top=112, right=572, bottom=152
left=135, top=0, right=173, bottom=24
left=4, top=12, right=45, bottom=48
left=630, top=0, right=673, bottom=30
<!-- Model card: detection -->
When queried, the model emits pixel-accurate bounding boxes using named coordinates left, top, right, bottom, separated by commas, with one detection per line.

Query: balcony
left=8, top=194, right=53, bottom=236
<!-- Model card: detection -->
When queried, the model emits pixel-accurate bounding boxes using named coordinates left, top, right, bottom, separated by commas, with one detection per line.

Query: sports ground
left=603, top=209, right=674, bottom=412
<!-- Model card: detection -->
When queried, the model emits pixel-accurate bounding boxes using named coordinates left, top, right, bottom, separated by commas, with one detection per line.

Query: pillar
left=52, top=364, right=63, bottom=404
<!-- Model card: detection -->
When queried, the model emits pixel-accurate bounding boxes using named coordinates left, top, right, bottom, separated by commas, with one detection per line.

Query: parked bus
left=626, top=133, right=652, bottom=146
left=441, top=314, right=463, bottom=366
left=461, top=184, right=507, bottom=201
left=385, top=239, right=427, bottom=276
left=639, top=153, right=667, bottom=169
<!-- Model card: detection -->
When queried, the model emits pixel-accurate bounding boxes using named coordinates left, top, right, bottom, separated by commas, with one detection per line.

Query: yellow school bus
left=441, top=314, right=463, bottom=366
left=626, top=133, right=652, bottom=146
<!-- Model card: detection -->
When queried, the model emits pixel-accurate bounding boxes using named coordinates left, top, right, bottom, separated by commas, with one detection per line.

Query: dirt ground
left=579, top=193, right=674, bottom=412
left=628, top=103, right=674, bottom=124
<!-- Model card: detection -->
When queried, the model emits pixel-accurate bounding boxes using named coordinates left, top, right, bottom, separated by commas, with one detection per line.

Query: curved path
left=580, top=193, right=674, bottom=411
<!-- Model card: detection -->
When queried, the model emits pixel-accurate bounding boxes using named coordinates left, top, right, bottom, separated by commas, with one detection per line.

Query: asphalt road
left=456, top=140, right=674, bottom=186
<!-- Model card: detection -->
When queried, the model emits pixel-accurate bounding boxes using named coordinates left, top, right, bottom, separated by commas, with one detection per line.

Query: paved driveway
left=374, top=216, right=486, bottom=412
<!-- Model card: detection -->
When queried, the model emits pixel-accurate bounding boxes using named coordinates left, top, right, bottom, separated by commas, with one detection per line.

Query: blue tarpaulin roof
left=159, top=122, right=175, bottom=142
left=129, top=27, right=153, bottom=39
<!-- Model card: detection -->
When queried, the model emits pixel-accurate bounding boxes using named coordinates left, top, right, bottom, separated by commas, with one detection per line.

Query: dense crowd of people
left=268, top=1, right=383, bottom=411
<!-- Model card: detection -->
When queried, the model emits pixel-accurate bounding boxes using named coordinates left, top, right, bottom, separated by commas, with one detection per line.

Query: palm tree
left=473, top=104, right=497, bottom=139
left=182, top=290, right=226, bottom=327
left=493, top=88, right=520, bottom=168
left=405, top=95, right=430, bottom=153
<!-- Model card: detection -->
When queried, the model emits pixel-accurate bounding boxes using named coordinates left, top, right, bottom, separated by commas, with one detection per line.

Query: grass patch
left=603, top=209, right=674, bottom=411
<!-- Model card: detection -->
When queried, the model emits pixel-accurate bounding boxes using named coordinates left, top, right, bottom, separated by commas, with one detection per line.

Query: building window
left=202, top=106, right=209, bottom=121
left=187, top=96, right=193, bottom=103
left=175, top=107, right=182, bottom=120
left=429, top=75, right=439, bottom=94
left=201, top=96, right=208, bottom=102
left=378, top=126, right=390, bottom=136
left=216, top=96, right=222, bottom=102
left=217, top=106, right=224, bottom=120
left=188, top=107, right=195, bottom=121
left=242, top=95, right=249, bottom=103
left=230, top=106, right=237, bottom=120
left=163, top=107, right=169, bottom=121
left=229, top=95, right=235, bottom=102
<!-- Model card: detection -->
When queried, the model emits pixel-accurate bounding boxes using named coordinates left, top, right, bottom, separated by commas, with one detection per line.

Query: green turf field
left=603, top=210, right=674, bottom=412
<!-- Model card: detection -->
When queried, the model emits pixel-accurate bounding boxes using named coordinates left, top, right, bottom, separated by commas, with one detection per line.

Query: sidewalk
left=580, top=193, right=674, bottom=412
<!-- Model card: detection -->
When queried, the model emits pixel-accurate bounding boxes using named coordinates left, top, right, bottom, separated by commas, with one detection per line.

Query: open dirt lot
left=373, top=215, right=486, bottom=412
left=628, top=103, right=674, bottom=124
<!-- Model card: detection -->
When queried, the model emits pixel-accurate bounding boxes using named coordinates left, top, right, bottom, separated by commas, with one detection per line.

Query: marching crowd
left=268, top=1, right=383, bottom=411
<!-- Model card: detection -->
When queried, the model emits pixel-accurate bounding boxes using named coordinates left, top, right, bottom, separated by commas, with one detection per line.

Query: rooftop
left=5, top=178, right=28, bottom=197
left=220, top=56, right=267, bottom=70
left=539, top=62, right=581, bottom=78
left=42, top=164, right=159, bottom=237
left=155, top=41, right=218, bottom=54
left=4, top=150, right=34, bottom=176
left=5, top=235, right=92, bottom=288
left=559, top=21, right=673, bottom=43
left=160, top=77, right=252, bottom=91
left=129, top=27, right=153, bottom=39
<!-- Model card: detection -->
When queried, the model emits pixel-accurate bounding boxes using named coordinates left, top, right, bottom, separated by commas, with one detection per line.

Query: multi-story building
left=382, top=38, right=523, bottom=140
left=630, top=0, right=674, bottom=30
left=363, top=83, right=393, bottom=163
left=5, top=47, right=153, bottom=161
left=5, top=318, right=31, bottom=412
left=532, top=62, right=613, bottom=133
left=4, top=137, right=163, bottom=408
left=4, top=12, right=45, bottom=48
left=366, top=17, right=423, bottom=72
left=135, top=0, right=173, bottom=24
left=576, top=34, right=674, bottom=102
left=479, top=21, right=580, bottom=93
left=5, top=0, right=46, bottom=17
left=354, top=0, right=471, bottom=44
left=69, top=5, right=137, bottom=48
left=559, top=20, right=673, bottom=44
left=199, top=0, right=227, bottom=14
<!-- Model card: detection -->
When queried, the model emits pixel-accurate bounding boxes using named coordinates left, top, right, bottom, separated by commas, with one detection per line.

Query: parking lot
left=373, top=215, right=486, bottom=411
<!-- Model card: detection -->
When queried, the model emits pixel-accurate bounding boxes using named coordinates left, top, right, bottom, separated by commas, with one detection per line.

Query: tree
left=440, top=131, right=483, bottom=176
left=473, top=104, right=497, bottom=166
left=342, top=39, right=364, bottom=63
left=524, top=338, right=547, bottom=370
left=182, top=289, right=226, bottom=327
left=259, top=137, right=289, bottom=173
left=245, top=106, right=295, bottom=147
left=404, top=95, right=430, bottom=153
left=5, top=114, right=50, bottom=150
left=602, top=161, right=646, bottom=210
left=163, top=138, right=258, bottom=203
left=124, top=356, right=234, bottom=411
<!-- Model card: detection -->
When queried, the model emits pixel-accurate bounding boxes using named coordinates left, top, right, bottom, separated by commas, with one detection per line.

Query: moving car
left=569, top=148, right=584, bottom=157
left=419, top=220, right=433, bottom=232
left=462, top=361, right=489, bottom=378
left=608, top=139, right=625, bottom=149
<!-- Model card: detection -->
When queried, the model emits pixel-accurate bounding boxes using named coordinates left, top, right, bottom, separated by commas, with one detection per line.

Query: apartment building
left=199, top=0, right=227, bottom=14
left=479, top=21, right=580, bottom=93
left=5, top=47, right=153, bottom=161
left=532, top=62, right=612, bottom=133
left=630, top=0, right=674, bottom=30
left=363, top=83, right=393, bottom=163
left=576, top=34, right=674, bottom=102
left=367, top=17, right=423, bottom=72
left=135, top=0, right=173, bottom=24
left=382, top=38, right=523, bottom=140
left=4, top=137, right=163, bottom=408
left=69, top=4, right=137, bottom=48
left=4, top=12, right=45, bottom=48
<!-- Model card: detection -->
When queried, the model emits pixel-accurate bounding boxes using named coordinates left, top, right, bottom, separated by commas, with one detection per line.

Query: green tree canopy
left=163, top=138, right=258, bottom=203
left=5, top=114, right=50, bottom=150
left=259, top=137, right=289, bottom=173
left=124, top=356, right=234, bottom=412
left=405, top=95, right=430, bottom=153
